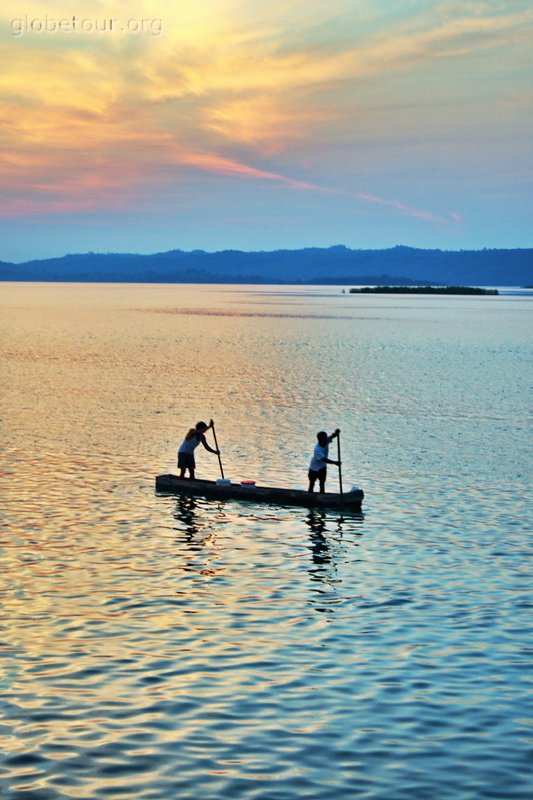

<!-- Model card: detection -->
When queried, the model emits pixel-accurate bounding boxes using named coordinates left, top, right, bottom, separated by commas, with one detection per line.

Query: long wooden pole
left=211, top=421, right=225, bottom=479
left=337, top=431, right=343, bottom=497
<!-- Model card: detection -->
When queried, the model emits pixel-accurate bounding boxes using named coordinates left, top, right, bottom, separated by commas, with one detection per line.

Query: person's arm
left=200, top=434, right=219, bottom=454
left=326, top=429, right=340, bottom=463
left=328, top=428, right=340, bottom=442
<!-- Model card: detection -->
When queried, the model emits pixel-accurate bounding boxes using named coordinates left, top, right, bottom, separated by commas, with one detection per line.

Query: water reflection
left=166, top=496, right=366, bottom=620
left=306, top=511, right=332, bottom=573
left=2, top=283, right=531, bottom=800
left=172, top=495, right=202, bottom=538
left=304, top=510, right=364, bottom=614
left=170, top=494, right=364, bottom=544
left=305, top=508, right=365, bottom=536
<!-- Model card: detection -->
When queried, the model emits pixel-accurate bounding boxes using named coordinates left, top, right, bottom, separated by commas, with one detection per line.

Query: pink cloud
left=177, top=149, right=460, bottom=225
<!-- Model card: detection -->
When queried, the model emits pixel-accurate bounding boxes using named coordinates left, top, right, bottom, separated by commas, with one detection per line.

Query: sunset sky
left=1, top=1, right=532, bottom=262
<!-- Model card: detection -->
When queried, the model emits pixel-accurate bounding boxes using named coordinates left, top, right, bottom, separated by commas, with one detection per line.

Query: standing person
left=308, top=429, right=341, bottom=493
left=178, top=420, right=219, bottom=479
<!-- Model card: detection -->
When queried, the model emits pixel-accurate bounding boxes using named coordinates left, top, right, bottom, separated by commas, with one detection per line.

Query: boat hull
left=155, top=474, right=364, bottom=509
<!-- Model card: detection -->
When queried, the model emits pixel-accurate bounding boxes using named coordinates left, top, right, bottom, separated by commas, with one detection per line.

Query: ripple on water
left=2, top=286, right=532, bottom=799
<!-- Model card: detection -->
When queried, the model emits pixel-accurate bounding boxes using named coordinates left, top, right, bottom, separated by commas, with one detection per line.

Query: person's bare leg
left=319, top=478, right=326, bottom=493
left=189, top=468, right=195, bottom=480
left=179, top=468, right=185, bottom=478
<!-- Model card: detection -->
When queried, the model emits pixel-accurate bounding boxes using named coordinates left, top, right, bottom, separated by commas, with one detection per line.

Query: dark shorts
left=178, top=452, right=195, bottom=470
left=308, top=467, right=327, bottom=481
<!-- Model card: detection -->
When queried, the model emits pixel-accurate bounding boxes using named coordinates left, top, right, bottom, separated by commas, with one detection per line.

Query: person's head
left=195, top=421, right=208, bottom=432
left=317, top=431, right=328, bottom=445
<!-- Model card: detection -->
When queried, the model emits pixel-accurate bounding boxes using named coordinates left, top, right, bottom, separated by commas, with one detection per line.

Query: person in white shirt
left=178, top=420, right=220, bottom=479
left=308, top=429, right=341, bottom=493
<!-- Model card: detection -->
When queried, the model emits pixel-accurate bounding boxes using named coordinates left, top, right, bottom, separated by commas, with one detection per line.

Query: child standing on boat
left=178, top=420, right=220, bottom=479
left=308, top=429, right=341, bottom=493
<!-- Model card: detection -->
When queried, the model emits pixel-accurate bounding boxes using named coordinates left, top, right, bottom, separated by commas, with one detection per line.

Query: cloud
left=173, top=149, right=458, bottom=224
left=0, top=0, right=530, bottom=224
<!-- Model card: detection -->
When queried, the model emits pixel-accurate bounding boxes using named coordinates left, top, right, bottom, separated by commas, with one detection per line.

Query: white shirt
left=309, top=442, right=328, bottom=472
left=179, top=434, right=201, bottom=454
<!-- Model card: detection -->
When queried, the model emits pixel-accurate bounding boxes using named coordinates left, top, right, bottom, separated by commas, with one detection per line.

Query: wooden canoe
left=155, top=474, right=364, bottom=509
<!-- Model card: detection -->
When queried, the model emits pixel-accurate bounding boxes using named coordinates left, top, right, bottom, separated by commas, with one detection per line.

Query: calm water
left=1, top=283, right=532, bottom=799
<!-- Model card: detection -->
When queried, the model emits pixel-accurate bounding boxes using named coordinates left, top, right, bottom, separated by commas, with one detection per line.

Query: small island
left=349, top=285, right=498, bottom=295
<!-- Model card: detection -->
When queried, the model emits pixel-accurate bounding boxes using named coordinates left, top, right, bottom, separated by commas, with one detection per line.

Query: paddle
left=210, top=419, right=225, bottom=479
left=336, top=429, right=343, bottom=498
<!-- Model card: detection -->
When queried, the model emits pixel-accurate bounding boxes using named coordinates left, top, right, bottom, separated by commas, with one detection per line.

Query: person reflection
left=304, top=510, right=364, bottom=613
left=171, top=497, right=221, bottom=580
left=304, top=511, right=338, bottom=615
left=172, top=496, right=227, bottom=551
left=173, top=495, right=200, bottom=541
left=305, top=510, right=332, bottom=568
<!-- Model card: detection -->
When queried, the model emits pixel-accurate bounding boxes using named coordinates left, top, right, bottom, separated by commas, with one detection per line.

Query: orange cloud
left=0, top=0, right=530, bottom=223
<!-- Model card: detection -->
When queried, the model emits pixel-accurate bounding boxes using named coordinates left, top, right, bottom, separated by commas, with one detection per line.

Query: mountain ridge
left=1, top=245, right=532, bottom=285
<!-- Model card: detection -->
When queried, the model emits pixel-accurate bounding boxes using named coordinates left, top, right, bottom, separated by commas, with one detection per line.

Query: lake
left=1, top=282, right=532, bottom=799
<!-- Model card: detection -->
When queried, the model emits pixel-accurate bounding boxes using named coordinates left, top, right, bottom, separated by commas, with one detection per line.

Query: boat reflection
left=170, top=495, right=364, bottom=539
left=168, top=498, right=364, bottom=606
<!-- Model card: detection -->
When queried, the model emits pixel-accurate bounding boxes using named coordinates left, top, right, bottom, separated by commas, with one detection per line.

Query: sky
left=1, top=0, right=532, bottom=262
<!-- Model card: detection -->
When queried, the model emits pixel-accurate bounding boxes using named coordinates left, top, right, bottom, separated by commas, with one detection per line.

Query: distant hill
left=1, top=245, right=532, bottom=286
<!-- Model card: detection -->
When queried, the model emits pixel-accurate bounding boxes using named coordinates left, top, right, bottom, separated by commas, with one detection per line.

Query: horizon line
left=4, top=242, right=533, bottom=265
